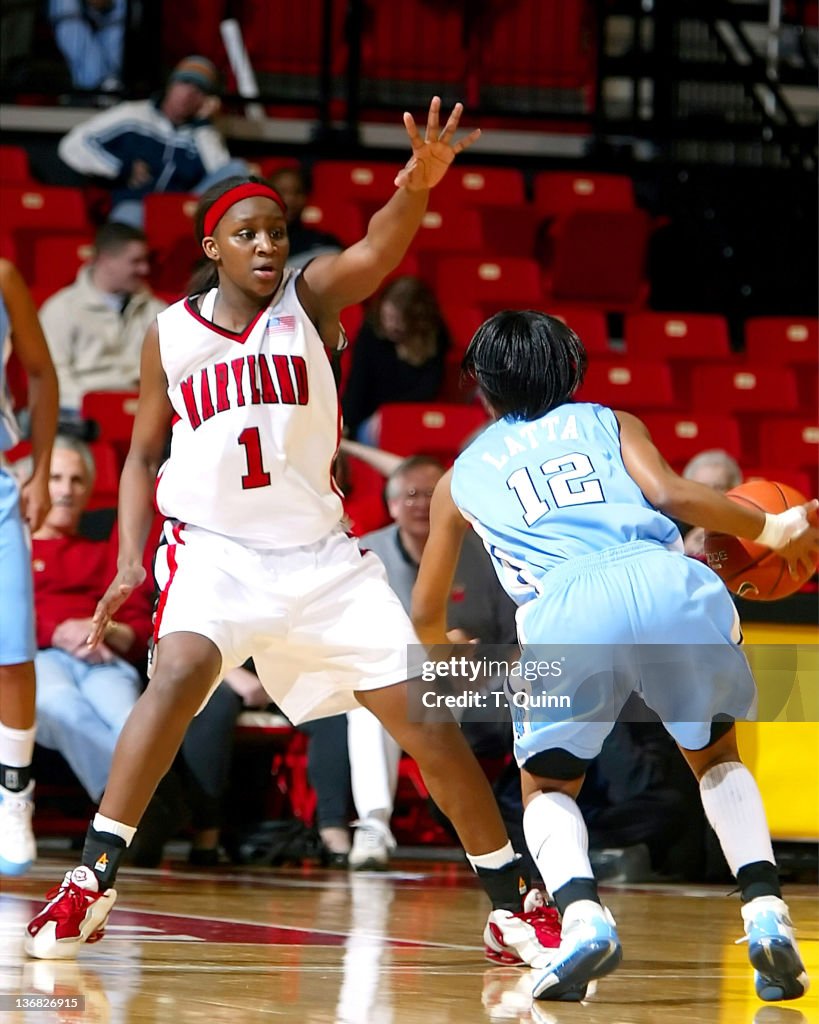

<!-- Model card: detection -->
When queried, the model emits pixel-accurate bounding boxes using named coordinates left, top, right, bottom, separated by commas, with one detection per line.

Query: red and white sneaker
left=484, top=889, right=562, bottom=968
left=24, top=866, right=117, bottom=959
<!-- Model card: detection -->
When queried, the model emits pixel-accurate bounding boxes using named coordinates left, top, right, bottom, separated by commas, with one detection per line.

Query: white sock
left=699, top=762, right=775, bottom=876
left=467, top=840, right=517, bottom=872
left=93, top=813, right=137, bottom=847
left=0, top=721, right=36, bottom=768
left=523, top=791, right=594, bottom=898
left=348, top=707, right=401, bottom=823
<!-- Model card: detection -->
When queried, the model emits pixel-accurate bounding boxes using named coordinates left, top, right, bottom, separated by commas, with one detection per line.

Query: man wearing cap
left=58, top=55, right=249, bottom=227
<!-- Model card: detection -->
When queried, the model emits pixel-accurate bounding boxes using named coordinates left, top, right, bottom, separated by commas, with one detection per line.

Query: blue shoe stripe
left=0, top=855, right=33, bottom=876
left=533, top=937, right=622, bottom=1000
left=750, top=938, right=807, bottom=1002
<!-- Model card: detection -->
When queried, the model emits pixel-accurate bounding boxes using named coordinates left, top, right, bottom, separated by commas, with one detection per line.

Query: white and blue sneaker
left=740, top=895, right=809, bottom=1001
left=532, top=900, right=621, bottom=1002
left=0, top=780, right=36, bottom=876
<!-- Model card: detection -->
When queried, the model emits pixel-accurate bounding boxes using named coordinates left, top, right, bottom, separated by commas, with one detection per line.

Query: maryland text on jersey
left=179, top=352, right=309, bottom=430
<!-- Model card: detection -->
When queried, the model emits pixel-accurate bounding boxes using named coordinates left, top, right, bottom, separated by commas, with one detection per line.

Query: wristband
left=755, top=508, right=804, bottom=549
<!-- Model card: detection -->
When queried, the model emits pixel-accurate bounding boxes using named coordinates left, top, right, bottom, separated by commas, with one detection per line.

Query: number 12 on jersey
left=507, top=453, right=604, bottom=525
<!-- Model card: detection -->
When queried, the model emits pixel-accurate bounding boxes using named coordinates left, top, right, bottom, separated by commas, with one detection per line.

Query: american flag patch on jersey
left=266, top=315, right=296, bottom=334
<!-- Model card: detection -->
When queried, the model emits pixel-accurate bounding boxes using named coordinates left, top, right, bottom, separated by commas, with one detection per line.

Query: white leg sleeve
left=523, top=790, right=594, bottom=898
left=699, top=761, right=775, bottom=875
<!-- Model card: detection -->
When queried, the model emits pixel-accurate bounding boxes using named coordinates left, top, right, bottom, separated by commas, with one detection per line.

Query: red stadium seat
left=144, top=193, right=198, bottom=251
left=359, top=2, right=467, bottom=88
left=1, top=185, right=89, bottom=232
left=548, top=307, right=610, bottom=354
left=797, top=368, right=818, bottom=417
left=80, top=390, right=139, bottom=447
left=625, top=312, right=731, bottom=361
left=744, top=316, right=818, bottom=366
left=0, top=145, right=32, bottom=184
left=0, top=233, right=17, bottom=263
left=311, top=161, right=398, bottom=208
left=31, top=234, right=94, bottom=292
left=640, top=413, right=743, bottom=467
left=144, top=193, right=201, bottom=294
left=476, top=0, right=596, bottom=92
left=412, top=207, right=484, bottom=255
left=576, top=360, right=676, bottom=412
left=689, top=364, right=799, bottom=414
left=86, top=441, right=121, bottom=511
left=543, top=209, right=651, bottom=311
left=411, top=208, right=485, bottom=280
left=1, top=185, right=91, bottom=279
left=254, top=156, right=302, bottom=179
left=758, top=417, right=819, bottom=472
left=375, top=403, right=489, bottom=462
left=430, top=167, right=526, bottom=210
left=477, top=206, right=539, bottom=259
left=439, top=304, right=485, bottom=355
left=533, top=172, right=635, bottom=219
left=300, top=200, right=364, bottom=248
left=435, top=257, right=543, bottom=314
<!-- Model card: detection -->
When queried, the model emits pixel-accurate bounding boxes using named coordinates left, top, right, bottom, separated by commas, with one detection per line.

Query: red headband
left=203, top=183, right=287, bottom=237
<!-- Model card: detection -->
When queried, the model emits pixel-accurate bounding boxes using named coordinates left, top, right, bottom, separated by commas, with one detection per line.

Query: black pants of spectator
left=299, top=714, right=353, bottom=830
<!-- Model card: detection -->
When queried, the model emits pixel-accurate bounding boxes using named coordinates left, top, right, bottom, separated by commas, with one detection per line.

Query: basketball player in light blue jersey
left=413, top=310, right=818, bottom=1003
left=0, top=259, right=58, bottom=876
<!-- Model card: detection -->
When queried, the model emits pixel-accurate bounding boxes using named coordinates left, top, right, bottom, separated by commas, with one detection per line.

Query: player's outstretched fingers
left=425, top=95, right=442, bottom=143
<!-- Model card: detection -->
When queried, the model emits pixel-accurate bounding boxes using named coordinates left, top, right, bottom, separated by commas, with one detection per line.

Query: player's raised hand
left=395, top=96, right=481, bottom=192
left=87, top=564, right=147, bottom=648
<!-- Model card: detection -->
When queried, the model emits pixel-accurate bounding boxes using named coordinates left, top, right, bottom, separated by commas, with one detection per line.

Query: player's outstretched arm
left=299, top=97, right=480, bottom=331
left=412, top=469, right=471, bottom=646
left=88, top=323, right=172, bottom=647
left=617, top=410, right=819, bottom=577
left=0, top=259, right=58, bottom=532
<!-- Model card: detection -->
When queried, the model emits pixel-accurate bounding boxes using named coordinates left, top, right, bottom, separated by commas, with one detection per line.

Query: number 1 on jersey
left=238, top=427, right=271, bottom=489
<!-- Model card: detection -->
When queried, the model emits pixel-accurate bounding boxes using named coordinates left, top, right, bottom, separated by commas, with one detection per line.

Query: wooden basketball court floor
left=1, top=855, right=816, bottom=1024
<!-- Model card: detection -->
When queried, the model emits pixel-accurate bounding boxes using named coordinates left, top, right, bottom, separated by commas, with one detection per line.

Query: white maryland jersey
left=155, top=269, right=344, bottom=547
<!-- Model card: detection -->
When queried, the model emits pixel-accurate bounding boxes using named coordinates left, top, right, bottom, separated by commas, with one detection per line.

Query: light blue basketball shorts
left=0, top=467, right=36, bottom=666
left=509, top=540, right=756, bottom=764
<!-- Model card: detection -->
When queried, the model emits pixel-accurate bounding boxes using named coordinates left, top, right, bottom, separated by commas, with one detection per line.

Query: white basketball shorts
left=153, top=522, right=424, bottom=724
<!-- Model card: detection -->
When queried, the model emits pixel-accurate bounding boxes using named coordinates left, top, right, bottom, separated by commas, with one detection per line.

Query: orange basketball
left=703, top=480, right=816, bottom=601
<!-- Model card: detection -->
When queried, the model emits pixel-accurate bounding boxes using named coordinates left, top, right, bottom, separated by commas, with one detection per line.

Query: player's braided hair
left=461, top=310, right=587, bottom=421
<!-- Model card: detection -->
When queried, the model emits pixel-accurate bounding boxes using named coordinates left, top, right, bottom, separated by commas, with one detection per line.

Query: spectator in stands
left=269, top=167, right=342, bottom=270
left=341, top=276, right=450, bottom=443
left=347, top=455, right=518, bottom=869
left=38, top=222, right=166, bottom=416
left=57, top=55, right=249, bottom=227
left=48, top=1, right=126, bottom=94
left=29, top=436, right=153, bottom=805
left=682, top=449, right=743, bottom=556
left=0, top=259, right=58, bottom=877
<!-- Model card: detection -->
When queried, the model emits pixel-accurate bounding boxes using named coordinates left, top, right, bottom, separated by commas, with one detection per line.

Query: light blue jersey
left=451, top=402, right=680, bottom=606
left=451, top=401, right=755, bottom=760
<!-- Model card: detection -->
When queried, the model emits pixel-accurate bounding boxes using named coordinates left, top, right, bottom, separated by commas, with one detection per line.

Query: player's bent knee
left=523, top=748, right=592, bottom=782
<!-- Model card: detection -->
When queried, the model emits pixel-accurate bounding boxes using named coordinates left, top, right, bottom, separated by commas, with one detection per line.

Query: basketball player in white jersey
left=412, top=310, right=817, bottom=1002
left=24, top=100, right=562, bottom=973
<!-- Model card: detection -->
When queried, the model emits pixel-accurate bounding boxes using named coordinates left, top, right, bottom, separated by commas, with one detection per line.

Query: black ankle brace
left=553, top=877, right=600, bottom=918
left=82, top=825, right=127, bottom=889
left=475, top=856, right=530, bottom=912
left=737, top=860, right=781, bottom=903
